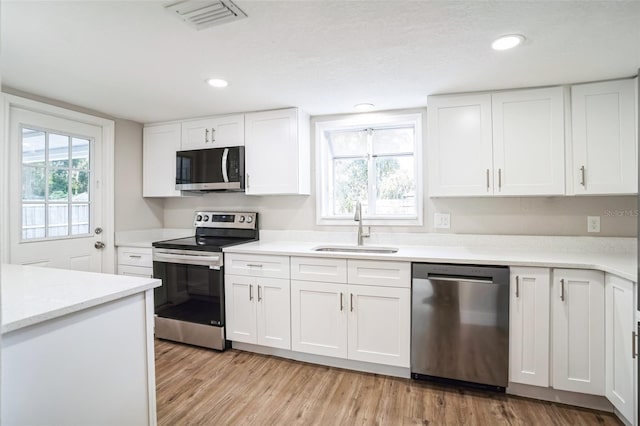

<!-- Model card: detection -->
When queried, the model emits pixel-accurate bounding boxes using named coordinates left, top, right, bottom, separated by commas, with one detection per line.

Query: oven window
left=153, top=261, right=225, bottom=326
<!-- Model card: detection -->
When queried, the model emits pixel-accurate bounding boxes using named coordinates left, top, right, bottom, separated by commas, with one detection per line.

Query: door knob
left=95, top=241, right=106, bottom=249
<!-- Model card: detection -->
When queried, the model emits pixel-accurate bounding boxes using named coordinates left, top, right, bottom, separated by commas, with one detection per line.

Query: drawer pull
left=246, top=263, right=263, bottom=268
left=128, top=255, right=142, bottom=259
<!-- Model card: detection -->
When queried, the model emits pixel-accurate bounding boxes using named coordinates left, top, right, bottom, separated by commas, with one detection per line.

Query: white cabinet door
left=492, top=87, right=565, bottom=196
left=605, top=274, right=635, bottom=422
left=571, top=79, right=637, bottom=195
left=225, top=274, right=257, bottom=344
left=427, top=94, right=494, bottom=197
left=509, top=267, right=550, bottom=387
left=347, top=285, right=410, bottom=367
left=244, top=108, right=310, bottom=195
left=552, top=269, right=605, bottom=395
left=291, top=280, right=347, bottom=358
left=181, top=114, right=245, bottom=150
left=143, top=123, right=181, bottom=197
left=256, top=277, right=291, bottom=350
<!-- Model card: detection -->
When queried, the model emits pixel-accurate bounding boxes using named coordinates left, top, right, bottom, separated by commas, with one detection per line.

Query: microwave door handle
left=222, top=148, right=229, bottom=183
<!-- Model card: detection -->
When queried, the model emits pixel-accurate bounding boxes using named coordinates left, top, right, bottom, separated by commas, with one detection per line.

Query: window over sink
left=316, top=112, right=422, bottom=225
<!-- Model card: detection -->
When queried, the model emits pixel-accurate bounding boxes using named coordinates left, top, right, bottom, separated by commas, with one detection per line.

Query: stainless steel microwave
left=176, top=146, right=245, bottom=191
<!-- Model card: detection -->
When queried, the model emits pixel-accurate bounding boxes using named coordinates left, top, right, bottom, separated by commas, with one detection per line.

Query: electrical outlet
left=587, top=216, right=600, bottom=233
left=434, top=213, right=451, bottom=229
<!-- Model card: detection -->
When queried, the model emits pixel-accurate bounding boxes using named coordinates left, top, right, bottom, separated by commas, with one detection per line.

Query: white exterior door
left=225, top=274, right=257, bottom=344
left=9, top=107, right=109, bottom=272
left=427, top=94, right=494, bottom=196
left=256, top=277, right=291, bottom=350
left=605, top=274, right=635, bottom=422
left=347, top=285, right=410, bottom=367
left=509, top=267, right=551, bottom=387
left=291, top=280, right=348, bottom=358
left=552, top=269, right=605, bottom=395
left=571, top=79, right=637, bottom=195
left=492, top=87, right=565, bottom=196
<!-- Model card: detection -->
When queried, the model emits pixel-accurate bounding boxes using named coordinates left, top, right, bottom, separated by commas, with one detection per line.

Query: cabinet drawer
left=118, top=264, right=153, bottom=278
left=291, top=257, right=347, bottom=283
left=117, top=247, right=153, bottom=268
left=347, top=260, right=410, bottom=288
left=225, top=254, right=290, bottom=279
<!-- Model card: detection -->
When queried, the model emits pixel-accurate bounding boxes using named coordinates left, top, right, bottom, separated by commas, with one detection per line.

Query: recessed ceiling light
left=491, top=34, right=525, bottom=51
left=354, top=103, right=375, bottom=112
left=206, top=78, right=229, bottom=88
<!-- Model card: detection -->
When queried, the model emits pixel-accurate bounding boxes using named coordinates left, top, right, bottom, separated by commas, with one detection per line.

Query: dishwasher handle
left=425, top=274, right=496, bottom=284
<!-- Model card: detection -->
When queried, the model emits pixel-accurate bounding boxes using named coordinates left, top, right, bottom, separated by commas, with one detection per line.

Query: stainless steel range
left=152, top=211, right=258, bottom=350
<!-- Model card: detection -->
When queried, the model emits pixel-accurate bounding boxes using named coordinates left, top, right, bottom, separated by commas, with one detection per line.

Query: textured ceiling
left=2, top=1, right=639, bottom=123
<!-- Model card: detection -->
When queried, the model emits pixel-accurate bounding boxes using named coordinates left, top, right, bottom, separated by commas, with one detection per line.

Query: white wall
left=163, top=108, right=638, bottom=237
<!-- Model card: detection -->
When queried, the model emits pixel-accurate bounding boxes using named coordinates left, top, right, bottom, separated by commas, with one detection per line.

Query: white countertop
left=1, top=264, right=161, bottom=334
left=223, top=241, right=637, bottom=282
left=115, top=228, right=193, bottom=248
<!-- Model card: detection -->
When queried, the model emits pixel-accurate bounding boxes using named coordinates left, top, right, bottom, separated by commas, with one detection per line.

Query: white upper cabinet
left=492, top=87, right=565, bottom=196
left=143, top=123, right=181, bottom=197
left=244, top=108, right=310, bottom=195
left=427, top=87, right=565, bottom=197
left=427, top=94, right=493, bottom=197
left=570, top=79, right=637, bottom=195
left=181, top=114, right=245, bottom=150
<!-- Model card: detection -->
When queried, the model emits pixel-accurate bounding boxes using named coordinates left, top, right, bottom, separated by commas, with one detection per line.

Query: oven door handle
left=153, top=252, right=221, bottom=265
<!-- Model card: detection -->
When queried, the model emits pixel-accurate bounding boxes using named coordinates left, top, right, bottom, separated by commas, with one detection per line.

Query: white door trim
left=1, top=93, right=116, bottom=273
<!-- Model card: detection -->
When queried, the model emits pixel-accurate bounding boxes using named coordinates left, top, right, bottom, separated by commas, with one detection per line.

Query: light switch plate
left=587, top=216, right=600, bottom=233
left=434, top=213, right=451, bottom=229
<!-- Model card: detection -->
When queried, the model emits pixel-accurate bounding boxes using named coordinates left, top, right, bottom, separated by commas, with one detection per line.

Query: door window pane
left=375, top=156, right=415, bottom=215
left=71, top=204, right=89, bottom=235
left=48, top=133, right=70, bottom=168
left=48, top=204, right=69, bottom=237
left=71, top=170, right=90, bottom=201
left=22, top=204, right=45, bottom=239
left=22, top=128, right=46, bottom=166
left=72, top=138, right=90, bottom=169
left=22, top=166, right=45, bottom=201
left=48, top=169, right=69, bottom=201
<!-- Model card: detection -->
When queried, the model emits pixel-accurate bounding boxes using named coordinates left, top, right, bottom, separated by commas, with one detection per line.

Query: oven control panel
left=193, top=211, right=257, bottom=229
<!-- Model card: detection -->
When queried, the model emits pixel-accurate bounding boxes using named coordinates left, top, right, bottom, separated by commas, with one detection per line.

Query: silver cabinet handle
left=339, top=292, right=344, bottom=311
left=560, top=278, right=565, bottom=302
left=128, top=255, right=142, bottom=259
left=257, top=285, right=262, bottom=302
left=580, top=165, right=586, bottom=187
left=515, top=276, right=520, bottom=298
left=498, top=168, right=502, bottom=190
left=246, top=173, right=250, bottom=189
left=205, top=128, right=209, bottom=143
left=249, top=284, right=253, bottom=301
left=350, top=293, right=354, bottom=312
left=246, top=263, right=263, bottom=268
left=486, top=169, right=490, bottom=191
left=633, top=331, right=638, bottom=359
left=211, top=127, right=216, bottom=142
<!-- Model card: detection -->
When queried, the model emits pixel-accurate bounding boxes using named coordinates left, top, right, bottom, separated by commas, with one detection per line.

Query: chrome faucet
left=354, top=201, right=370, bottom=246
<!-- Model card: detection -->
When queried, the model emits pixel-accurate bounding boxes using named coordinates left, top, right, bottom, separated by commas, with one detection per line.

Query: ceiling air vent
left=165, top=0, right=247, bottom=31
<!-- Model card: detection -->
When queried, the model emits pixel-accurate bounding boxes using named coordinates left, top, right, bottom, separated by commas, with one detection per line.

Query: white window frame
left=315, top=112, right=423, bottom=226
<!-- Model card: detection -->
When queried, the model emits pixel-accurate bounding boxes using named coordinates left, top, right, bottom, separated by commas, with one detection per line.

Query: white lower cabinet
left=552, top=269, right=605, bottom=395
left=225, top=274, right=291, bottom=350
left=605, top=274, right=636, bottom=422
left=509, top=267, right=550, bottom=387
left=290, top=257, right=411, bottom=368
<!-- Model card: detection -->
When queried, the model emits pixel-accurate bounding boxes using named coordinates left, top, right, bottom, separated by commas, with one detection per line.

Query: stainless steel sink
left=312, top=245, right=398, bottom=254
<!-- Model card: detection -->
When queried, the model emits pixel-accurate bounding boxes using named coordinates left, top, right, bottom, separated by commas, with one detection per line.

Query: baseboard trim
left=507, top=382, right=613, bottom=412
left=231, top=342, right=411, bottom=379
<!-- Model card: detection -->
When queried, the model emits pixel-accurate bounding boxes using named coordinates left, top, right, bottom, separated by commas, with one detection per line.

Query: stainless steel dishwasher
left=411, top=263, right=510, bottom=391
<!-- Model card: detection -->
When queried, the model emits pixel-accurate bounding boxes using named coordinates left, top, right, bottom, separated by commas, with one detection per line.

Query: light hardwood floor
left=155, top=339, right=620, bottom=425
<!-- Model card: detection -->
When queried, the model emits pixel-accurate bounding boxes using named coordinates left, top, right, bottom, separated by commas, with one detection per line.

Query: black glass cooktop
left=152, top=236, right=257, bottom=252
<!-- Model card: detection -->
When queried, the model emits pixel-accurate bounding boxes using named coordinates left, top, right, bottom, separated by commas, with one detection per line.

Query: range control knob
left=196, top=214, right=203, bottom=222
left=203, top=215, right=209, bottom=222
left=246, top=216, right=253, bottom=223
left=238, top=216, right=245, bottom=223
